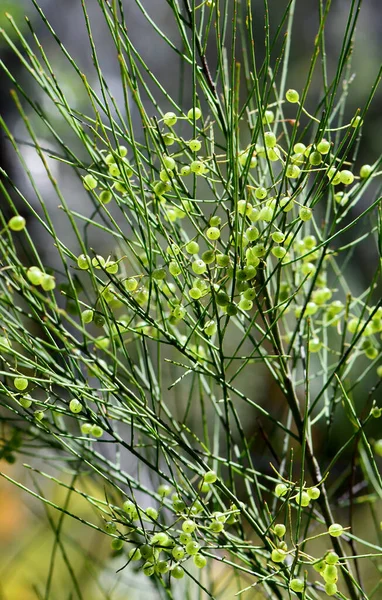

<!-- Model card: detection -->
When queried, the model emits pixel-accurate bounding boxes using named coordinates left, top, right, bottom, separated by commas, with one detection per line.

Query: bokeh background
left=0, top=1, right=381, bottom=598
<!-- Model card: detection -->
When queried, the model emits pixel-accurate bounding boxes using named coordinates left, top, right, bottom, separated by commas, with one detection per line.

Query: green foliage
left=0, top=0, right=382, bottom=598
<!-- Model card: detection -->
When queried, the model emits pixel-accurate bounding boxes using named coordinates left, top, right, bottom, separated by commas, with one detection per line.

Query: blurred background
left=0, top=1, right=381, bottom=598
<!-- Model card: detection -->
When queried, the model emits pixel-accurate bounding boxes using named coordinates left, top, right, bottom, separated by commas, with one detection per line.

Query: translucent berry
left=325, top=583, right=337, bottom=596
left=299, top=207, right=313, bottom=221
left=188, top=139, right=201, bottom=152
left=128, top=547, right=141, bottom=561
left=83, top=174, right=97, bottom=190
left=286, top=89, right=299, bottom=103
left=271, top=548, right=286, bottom=563
left=286, top=164, right=301, bottom=178
left=91, top=425, right=103, bottom=438
left=204, top=470, right=217, bottom=484
left=182, top=519, right=197, bottom=534
left=360, top=164, right=372, bottom=178
left=171, top=565, right=184, bottom=579
left=325, top=552, right=339, bottom=565
left=41, top=274, right=56, bottom=291
left=275, top=483, right=288, bottom=497
left=317, top=139, right=330, bottom=154
left=163, top=112, right=177, bottom=126
left=69, top=399, right=83, bottom=414
left=206, top=226, right=220, bottom=240
left=8, top=215, right=26, bottom=231
left=14, top=377, right=28, bottom=391
left=193, top=554, right=207, bottom=568
left=187, top=107, right=202, bottom=121
left=339, top=170, right=354, bottom=185
left=274, top=524, right=286, bottom=538
left=264, top=131, right=276, bottom=148
left=289, top=578, right=304, bottom=593
left=99, top=190, right=112, bottom=204
left=296, top=491, right=310, bottom=507
left=26, top=266, right=43, bottom=285
left=111, top=538, right=124, bottom=551
left=328, top=523, right=344, bottom=537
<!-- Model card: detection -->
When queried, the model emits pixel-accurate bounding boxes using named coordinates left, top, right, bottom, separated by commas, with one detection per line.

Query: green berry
left=317, top=139, right=330, bottom=154
left=182, top=519, right=197, bottom=534
left=307, top=487, right=320, bottom=500
left=26, top=266, right=43, bottom=285
left=171, top=565, right=184, bottom=579
left=360, top=164, right=372, bottom=178
left=187, top=107, right=202, bottom=121
left=374, top=439, right=382, bottom=456
left=263, top=109, right=275, bottom=124
left=125, top=278, right=138, bottom=292
left=69, top=399, right=83, bottom=414
left=206, top=226, right=220, bottom=240
left=286, top=89, right=299, bottom=103
left=209, top=520, right=224, bottom=533
left=111, top=538, right=124, bottom=551
left=140, top=544, right=153, bottom=560
left=186, top=541, right=200, bottom=555
left=178, top=532, right=191, bottom=545
left=163, top=133, right=175, bottom=146
left=264, top=131, right=276, bottom=148
left=83, top=174, right=97, bottom=190
left=272, top=246, right=287, bottom=259
left=180, top=165, right=191, bottom=176
left=255, top=187, right=267, bottom=200
left=152, top=532, right=169, bottom=547
left=188, top=139, right=201, bottom=152
left=286, top=164, right=301, bottom=178
left=185, top=240, right=199, bottom=254
left=143, top=562, right=155, bottom=577
left=8, top=215, right=26, bottom=231
left=156, top=560, right=169, bottom=574
left=313, top=559, right=326, bottom=573
left=325, top=552, right=339, bottom=565
left=192, top=260, right=207, bottom=275
left=19, top=394, right=33, bottom=408
left=163, top=112, right=177, bottom=126
left=339, top=170, right=354, bottom=185
left=275, top=483, right=288, bottom=497
left=104, top=520, right=117, bottom=533
left=128, top=547, right=141, bottom=561
left=351, top=115, right=362, bottom=128
left=299, top=207, right=313, bottom=221
left=190, top=160, right=204, bottom=174
left=323, top=565, right=338, bottom=583
left=41, top=274, right=56, bottom=291
left=309, top=151, right=322, bottom=166
left=204, top=470, right=217, bottom=484
left=163, top=156, right=176, bottom=171
left=328, top=523, right=344, bottom=537
left=91, top=425, right=103, bottom=438
left=271, top=548, right=286, bottom=563
left=193, top=554, right=207, bottom=568
left=81, top=423, right=92, bottom=435
left=294, top=143, right=306, bottom=154
left=296, top=491, right=310, bottom=507
left=204, top=320, right=217, bottom=336
left=14, top=377, right=28, bottom=391
left=274, top=524, right=286, bottom=538
left=325, top=583, right=337, bottom=596
left=82, top=309, right=93, bottom=323
left=172, top=546, right=185, bottom=560
left=99, top=190, right=112, bottom=204
left=289, top=578, right=304, bottom=593
left=34, top=410, right=45, bottom=421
